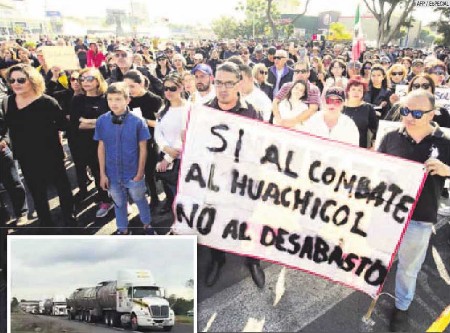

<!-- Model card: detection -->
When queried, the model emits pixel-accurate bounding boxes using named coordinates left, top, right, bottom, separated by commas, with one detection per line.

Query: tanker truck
left=66, top=269, right=175, bottom=331
left=43, top=295, right=67, bottom=316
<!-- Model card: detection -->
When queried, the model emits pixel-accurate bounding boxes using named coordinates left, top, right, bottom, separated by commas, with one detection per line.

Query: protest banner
left=396, top=85, right=450, bottom=111
left=173, top=106, right=427, bottom=297
left=40, top=46, right=80, bottom=70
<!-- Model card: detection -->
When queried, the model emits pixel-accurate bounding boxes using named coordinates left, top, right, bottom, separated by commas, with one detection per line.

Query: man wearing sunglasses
left=272, top=60, right=320, bottom=126
left=378, top=90, right=450, bottom=332
left=267, top=50, right=293, bottom=97
left=108, top=45, right=164, bottom=97
left=425, top=60, right=448, bottom=88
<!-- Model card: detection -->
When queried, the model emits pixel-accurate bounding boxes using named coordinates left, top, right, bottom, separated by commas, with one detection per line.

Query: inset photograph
left=8, top=236, right=196, bottom=333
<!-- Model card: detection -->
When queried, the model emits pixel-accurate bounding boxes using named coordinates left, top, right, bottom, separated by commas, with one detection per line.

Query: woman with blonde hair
left=252, top=63, right=273, bottom=100
left=2, top=64, right=75, bottom=231
left=172, top=53, right=188, bottom=76
left=70, top=67, right=112, bottom=217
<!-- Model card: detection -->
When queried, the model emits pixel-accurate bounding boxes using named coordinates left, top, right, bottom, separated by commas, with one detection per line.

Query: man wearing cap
left=272, top=60, right=321, bottom=126
left=380, top=56, right=391, bottom=71
left=267, top=50, right=293, bottom=97
left=192, top=64, right=215, bottom=105
left=407, top=59, right=425, bottom=82
left=378, top=90, right=450, bottom=332
left=263, top=46, right=276, bottom=68
left=203, top=62, right=265, bottom=289
left=251, top=45, right=265, bottom=64
left=108, top=46, right=164, bottom=97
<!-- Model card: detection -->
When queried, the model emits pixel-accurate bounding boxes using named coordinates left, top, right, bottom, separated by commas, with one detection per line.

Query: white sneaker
left=438, top=206, right=450, bottom=217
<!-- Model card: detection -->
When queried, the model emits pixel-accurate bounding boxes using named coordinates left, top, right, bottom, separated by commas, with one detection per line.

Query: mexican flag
left=352, top=3, right=365, bottom=61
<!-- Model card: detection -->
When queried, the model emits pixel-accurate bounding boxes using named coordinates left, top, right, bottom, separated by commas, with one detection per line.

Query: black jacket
left=108, top=65, right=164, bottom=97
left=267, top=66, right=294, bottom=94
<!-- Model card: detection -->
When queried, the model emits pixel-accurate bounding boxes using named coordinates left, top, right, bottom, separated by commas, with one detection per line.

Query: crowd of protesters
left=1, top=34, right=450, bottom=332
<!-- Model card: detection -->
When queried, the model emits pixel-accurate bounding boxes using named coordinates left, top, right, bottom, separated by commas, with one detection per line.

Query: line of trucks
left=31, top=269, right=175, bottom=331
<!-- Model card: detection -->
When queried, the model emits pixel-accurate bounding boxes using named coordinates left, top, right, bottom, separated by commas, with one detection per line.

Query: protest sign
left=173, top=106, right=427, bottom=297
left=396, top=85, right=450, bottom=111
left=40, top=46, right=80, bottom=70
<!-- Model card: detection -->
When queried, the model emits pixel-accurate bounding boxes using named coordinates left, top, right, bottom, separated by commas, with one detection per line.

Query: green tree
left=211, top=16, right=240, bottom=39
left=328, top=22, right=352, bottom=41
left=432, top=8, right=450, bottom=46
left=362, top=0, right=415, bottom=47
left=11, top=297, right=19, bottom=309
left=267, top=0, right=312, bottom=40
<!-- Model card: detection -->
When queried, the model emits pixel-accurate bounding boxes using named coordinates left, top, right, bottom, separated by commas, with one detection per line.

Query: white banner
left=396, top=84, right=450, bottom=111
left=41, top=46, right=80, bottom=70
left=174, top=106, right=427, bottom=297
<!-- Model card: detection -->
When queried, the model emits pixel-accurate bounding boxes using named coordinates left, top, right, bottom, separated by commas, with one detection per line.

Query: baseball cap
left=412, top=59, right=424, bottom=66
left=380, top=56, right=391, bottom=63
left=114, top=45, right=132, bottom=53
left=268, top=47, right=276, bottom=55
left=325, top=87, right=346, bottom=101
left=191, top=64, right=213, bottom=76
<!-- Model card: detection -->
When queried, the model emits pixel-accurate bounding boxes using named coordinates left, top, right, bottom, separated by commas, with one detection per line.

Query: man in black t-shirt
left=378, top=90, right=450, bottom=332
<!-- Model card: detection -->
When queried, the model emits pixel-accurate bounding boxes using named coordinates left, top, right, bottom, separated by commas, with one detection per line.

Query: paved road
left=12, top=312, right=193, bottom=333
left=2, top=142, right=450, bottom=332
left=197, top=218, right=450, bottom=332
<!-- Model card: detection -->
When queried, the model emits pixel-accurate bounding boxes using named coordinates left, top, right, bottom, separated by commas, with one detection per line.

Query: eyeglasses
left=157, top=58, right=167, bottom=61
left=8, top=77, right=27, bottom=84
left=325, top=97, right=343, bottom=105
left=164, top=86, right=178, bottom=92
left=214, top=80, right=239, bottom=88
left=70, top=77, right=79, bottom=82
left=364, top=66, right=372, bottom=70
left=273, top=56, right=286, bottom=60
left=241, top=51, right=249, bottom=55
left=294, top=69, right=308, bottom=74
left=399, top=106, right=433, bottom=119
left=431, top=69, right=445, bottom=76
left=194, top=58, right=202, bottom=61
left=79, top=76, right=96, bottom=82
left=391, top=71, right=404, bottom=76
left=114, top=53, right=128, bottom=58
left=411, top=82, right=431, bottom=90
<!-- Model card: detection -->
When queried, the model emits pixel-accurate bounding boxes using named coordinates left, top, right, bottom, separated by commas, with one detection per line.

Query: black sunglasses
left=79, top=76, right=96, bottom=82
left=273, top=56, right=285, bottom=60
left=294, top=69, right=308, bottom=74
left=164, top=86, right=178, bottom=92
left=399, top=106, right=433, bottom=119
left=70, top=77, right=79, bottom=82
left=412, top=83, right=431, bottom=90
left=8, top=77, right=27, bottom=84
left=391, top=71, right=404, bottom=76
left=259, top=70, right=268, bottom=75
left=431, top=69, right=446, bottom=76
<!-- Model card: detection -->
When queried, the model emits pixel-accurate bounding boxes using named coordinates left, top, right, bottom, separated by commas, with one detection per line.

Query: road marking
left=202, top=312, right=217, bottom=332
left=431, top=246, right=450, bottom=285
left=242, top=317, right=265, bottom=332
left=426, top=305, right=450, bottom=333
left=273, top=267, right=285, bottom=307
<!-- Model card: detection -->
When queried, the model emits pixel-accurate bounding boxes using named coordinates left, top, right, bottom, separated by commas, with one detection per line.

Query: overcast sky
left=9, top=236, right=196, bottom=302
left=12, top=0, right=441, bottom=26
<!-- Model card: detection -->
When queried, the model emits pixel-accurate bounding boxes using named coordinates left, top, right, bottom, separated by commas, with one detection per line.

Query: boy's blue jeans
left=109, top=178, right=151, bottom=232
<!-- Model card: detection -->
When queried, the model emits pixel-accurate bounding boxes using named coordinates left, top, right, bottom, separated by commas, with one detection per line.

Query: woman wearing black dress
left=3, top=64, right=75, bottom=232
left=124, top=70, right=163, bottom=212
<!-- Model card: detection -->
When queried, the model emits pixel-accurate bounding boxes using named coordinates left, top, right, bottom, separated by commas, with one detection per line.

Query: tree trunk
left=267, top=0, right=279, bottom=40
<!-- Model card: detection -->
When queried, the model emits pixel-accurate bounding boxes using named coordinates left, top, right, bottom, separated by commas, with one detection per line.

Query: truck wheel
left=130, top=314, right=139, bottom=330
left=86, top=312, right=92, bottom=323
left=163, top=326, right=173, bottom=331
left=104, top=312, right=109, bottom=325
left=108, top=312, right=114, bottom=326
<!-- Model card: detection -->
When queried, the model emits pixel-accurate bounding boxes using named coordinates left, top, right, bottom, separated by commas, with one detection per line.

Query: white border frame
left=7, top=235, right=197, bottom=333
